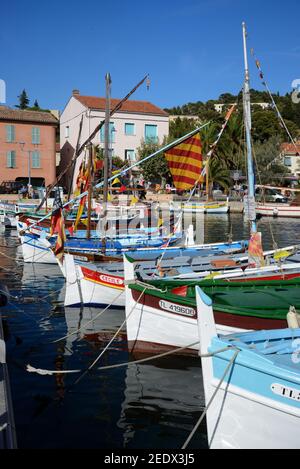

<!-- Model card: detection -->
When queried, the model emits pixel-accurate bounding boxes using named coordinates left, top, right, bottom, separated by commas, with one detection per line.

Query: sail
left=165, top=133, right=203, bottom=190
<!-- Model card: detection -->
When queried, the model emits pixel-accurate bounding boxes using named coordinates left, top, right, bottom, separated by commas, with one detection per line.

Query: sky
left=1, top=0, right=300, bottom=112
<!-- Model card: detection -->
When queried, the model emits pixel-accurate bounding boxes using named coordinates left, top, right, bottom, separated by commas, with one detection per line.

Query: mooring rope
left=181, top=348, right=240, bottom=449
left=26, top=344, right=234, bottom=376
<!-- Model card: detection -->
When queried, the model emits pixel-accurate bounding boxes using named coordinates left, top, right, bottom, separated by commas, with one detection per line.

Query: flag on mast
left=164, top=133, right=203, bottom=190
left=50, top=188, right=66, bottom=260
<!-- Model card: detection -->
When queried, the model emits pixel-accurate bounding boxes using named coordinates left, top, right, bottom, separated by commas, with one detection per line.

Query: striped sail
left=165, top=133, right=203, bottom=190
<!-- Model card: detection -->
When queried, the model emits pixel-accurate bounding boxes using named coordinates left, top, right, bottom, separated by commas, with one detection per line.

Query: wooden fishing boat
left=61, top=234, right=252, bottom=306
left=256, top=202, right=300, bottom=218
left=172, top=199, right=229, bottom=214
left=123, top=254, right=300, bottom=355
left=196, top=284, right=300, bottom=449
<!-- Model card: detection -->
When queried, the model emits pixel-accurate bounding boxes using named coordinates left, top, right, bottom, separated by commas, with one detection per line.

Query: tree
left=206, top=157, right=231, bottom=198
left=16, top=89, right=30, bottom=109
left=253, top=136, right=290, bottom=185
left=33, top=99, right=40, bottom=109
left=137, top=139, right=171, bottom=184
left=169, top=117, right=199, bottom=140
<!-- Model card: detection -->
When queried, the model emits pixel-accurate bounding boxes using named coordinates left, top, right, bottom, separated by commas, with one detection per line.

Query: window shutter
left=7, top=151, right=16, bottom=168
left=6, top=125, right=15, bottom=142
left=32, top=127, right=40, bottom=144
left=32, top=150, right=40, bottom=168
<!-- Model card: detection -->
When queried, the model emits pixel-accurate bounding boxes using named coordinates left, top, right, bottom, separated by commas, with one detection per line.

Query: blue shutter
left=32, top=127, right=40, bottom=144
left=125, top=123, right=135, bottom=135
left=32, top=150, right=40, bottom=168
left=7, top=151, right=16, bottom=168
left=145, top=124, right=158, bottom=143
left=6, top=125, right=15, bottom=142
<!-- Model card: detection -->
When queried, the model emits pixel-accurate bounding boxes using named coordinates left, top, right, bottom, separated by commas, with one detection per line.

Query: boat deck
left=214, top=328, right=300, bottom=378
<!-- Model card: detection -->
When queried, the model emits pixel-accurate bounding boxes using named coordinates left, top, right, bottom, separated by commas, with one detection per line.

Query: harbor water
left=1, top=213, right=300, bottom=449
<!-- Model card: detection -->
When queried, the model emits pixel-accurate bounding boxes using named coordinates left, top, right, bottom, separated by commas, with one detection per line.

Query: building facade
left=280, top=141, right=300, bottom=176
left=59, top=91, right=169, bottom=189
left=0, top=107, right=58, bottom=187
left=214, top=102, right=270, bottom=113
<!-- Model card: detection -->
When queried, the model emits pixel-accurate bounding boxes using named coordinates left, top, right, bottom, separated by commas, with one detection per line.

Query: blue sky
left=1, top=0, right=300, bottom=111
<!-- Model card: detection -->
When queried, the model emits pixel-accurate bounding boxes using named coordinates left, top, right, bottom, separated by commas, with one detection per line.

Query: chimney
left=72, top=89, right=80, bottom=96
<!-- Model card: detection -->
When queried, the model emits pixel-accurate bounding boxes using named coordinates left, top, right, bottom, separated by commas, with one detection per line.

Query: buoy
left=287, top=306, right=300, bottom=328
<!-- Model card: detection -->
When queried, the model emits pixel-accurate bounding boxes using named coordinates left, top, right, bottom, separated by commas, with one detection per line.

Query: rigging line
left=66, top=285, right=149, bottom=387
left=251, top=49, right=299, bottom=152
left=51, top=288, right=124, bottom=343
left=251, top=134, right=278, bottom=250
left=60, top=109, right=86, bottom=126
left=181, top=348, right=240, bottom=450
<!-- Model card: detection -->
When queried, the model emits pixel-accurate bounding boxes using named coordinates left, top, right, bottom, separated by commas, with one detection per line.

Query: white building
left=59, top=90, right=169, bottom=189
left=214, top=102, right=270, bottom=113
left=280, top=141, right=300, bottom=176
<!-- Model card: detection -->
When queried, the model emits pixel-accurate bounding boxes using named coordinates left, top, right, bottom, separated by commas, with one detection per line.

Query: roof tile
left=74, top=95, right=169, bottom=117
left=0, top=108, right=58, bottom=125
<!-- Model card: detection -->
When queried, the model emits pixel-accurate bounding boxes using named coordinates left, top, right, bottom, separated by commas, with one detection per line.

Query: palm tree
left=206, top=157, right=231, bottom=199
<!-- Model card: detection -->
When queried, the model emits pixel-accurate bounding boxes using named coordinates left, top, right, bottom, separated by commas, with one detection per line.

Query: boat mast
left=86, top=142, right=93, bottom=239
left=101, top=73, right=112, bottom=252
left=103, top=72, right=111, bottom=207
left=242, top=21, right=257, bottom=233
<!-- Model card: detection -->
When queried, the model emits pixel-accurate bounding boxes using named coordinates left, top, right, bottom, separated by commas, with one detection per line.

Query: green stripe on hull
left=129, top=279, right=300, bottom=320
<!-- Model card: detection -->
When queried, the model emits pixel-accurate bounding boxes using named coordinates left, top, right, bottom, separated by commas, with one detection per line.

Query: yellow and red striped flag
left=50, top=189, right=66, bottom=260
left=73, top=166, right=89, bottom=232
left=165, top=133, right=202, bottom=190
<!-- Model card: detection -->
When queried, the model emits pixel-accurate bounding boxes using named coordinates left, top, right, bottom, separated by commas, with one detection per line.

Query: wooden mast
left=101, top=72, right=112, bottom=252
left=86, top=143, right=93, bottom=239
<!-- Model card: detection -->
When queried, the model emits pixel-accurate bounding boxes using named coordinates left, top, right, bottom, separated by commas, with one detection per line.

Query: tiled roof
left=281, top=141, right=300, bottom=154
left=0, top=108, right=58, bottom=125
left=74, top=95, right=169, bottom=117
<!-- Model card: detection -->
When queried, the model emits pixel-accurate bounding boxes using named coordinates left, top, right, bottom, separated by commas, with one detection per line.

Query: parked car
left=255, top=187, right=288, bottom=203
left=0, top=180, right=25, bottom=194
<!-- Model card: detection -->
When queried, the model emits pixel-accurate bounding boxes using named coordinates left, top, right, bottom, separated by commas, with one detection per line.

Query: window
left=100, top=122, right=115, bottom=143
left=7, top=151, right=16, bottom=168
left=125, top=123, right=135, bottom=136
left=284, top=156, right=292, bottom=167
left=125, top=149, right=135, bottom=162
left=32, top=127, right=40, bottom=144
left=65, top=126, right=70, bottom=138
left=32, top=150, right=40, bottom=168
left=6, top=125, right=15, bottom=143
left=145, top=124, right=158, bottom=143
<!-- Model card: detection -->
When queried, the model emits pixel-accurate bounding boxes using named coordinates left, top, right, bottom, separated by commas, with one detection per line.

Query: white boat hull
left=256, top=203, right=300, bottom=218
left=206, top=380, right=300, bottom=449
left=63, top=254, right=125, bottom=307
left=19, top=234, right=56, bottom=264
left=125, top=286, right=245, bottom=354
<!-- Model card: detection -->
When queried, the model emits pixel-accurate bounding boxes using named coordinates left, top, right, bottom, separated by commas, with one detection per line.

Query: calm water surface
left=1, top=213, right=300, bottom=449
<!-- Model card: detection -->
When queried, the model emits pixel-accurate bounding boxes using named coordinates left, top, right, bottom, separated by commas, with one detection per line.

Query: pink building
left=0, top=106, right=58, bottom=187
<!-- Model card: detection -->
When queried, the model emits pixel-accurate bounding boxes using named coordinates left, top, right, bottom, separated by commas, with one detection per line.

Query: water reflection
left=118, top=358, right=207, bottom=449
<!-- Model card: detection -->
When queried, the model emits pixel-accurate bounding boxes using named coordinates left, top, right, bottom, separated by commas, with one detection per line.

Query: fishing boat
left=61, top=233, right=251, bottom=307
left=123, top=252, right=300, bottom=354
left=172, top=199, right=229, bottom=214
left=256, top=202, right=300, bottom=218
left=196, top=284, right=300, bottom=449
